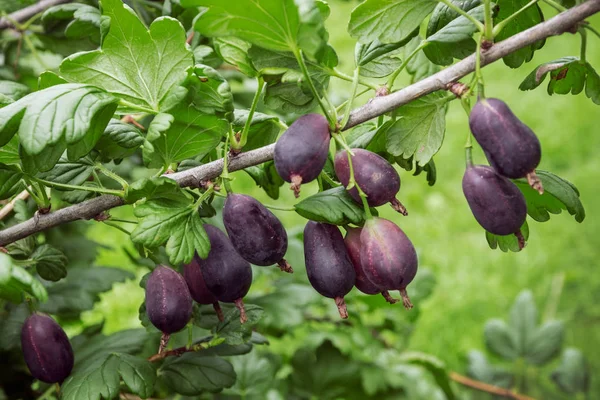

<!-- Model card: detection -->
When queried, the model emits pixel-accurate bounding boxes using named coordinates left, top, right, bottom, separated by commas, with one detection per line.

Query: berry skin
left=360, top=217, right=418, bottom=309
left=223, top=193, right=292, bottom=273
left=304, top=221, right=356, bottom=318
left=344, top=227, right=398, bottom=304
left=274, top=114, right=330, bottom=197
left=145, top=265, right=193, bottom=334
left=462, top=164, right=527, bottom=236
left=334, top=149, right=407, bottom=215
left=183, top=257, right=224, bottom=321
left=196, top=224, right=253, bottom=323
left=469, top=98, right=543, bottom=192
left=21, top=313, right=74, bottom=384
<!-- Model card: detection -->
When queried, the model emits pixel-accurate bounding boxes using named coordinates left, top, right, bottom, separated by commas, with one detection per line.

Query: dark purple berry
left=344, top=227, right=398, bottom=304
left=274, top=113, right=330, bottom=197
left=21, top=313, right=74, bottom=384
left=469, top=98, right=543, bottom=193
left=223, top=193, right=292, bottom=273
left=462, top=164, right=527, bottom=237
left=360, top=217, right=418, bottom=309
left=196, top=224, right=253, bottom=323
left=183, top=257, right=224, bottom=322
left=145, top=266, right=193, bottom=334
left=334, top=149, right=407, bottom=215
left=303, top=221, right=356, bottom=318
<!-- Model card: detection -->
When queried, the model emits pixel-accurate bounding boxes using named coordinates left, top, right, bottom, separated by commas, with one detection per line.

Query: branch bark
left=0, top=0, right=598, bottom=246
left=0, top=0, right=73, bottom=30
left=449, top=372, right=536, bottom=400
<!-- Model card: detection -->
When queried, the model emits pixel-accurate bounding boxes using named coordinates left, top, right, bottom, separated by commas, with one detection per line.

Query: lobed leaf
left=294, top=187, right=371, bottom=226
left=160, top=353, right=236, bottom=395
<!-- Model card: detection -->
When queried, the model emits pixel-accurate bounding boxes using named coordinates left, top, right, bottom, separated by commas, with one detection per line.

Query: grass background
left=81, top=1, right=600, bottom=397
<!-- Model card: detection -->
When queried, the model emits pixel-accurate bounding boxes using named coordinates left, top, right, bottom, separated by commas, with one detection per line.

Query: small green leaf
left=0, top=304, right=29, bottom=350
left=398, top=352, right=456, bottom=400
left=486, top=220, right=529, bottom=252
left=244, top=161, right=284, bottom=200
left=160, top=353, right=236, bottom=395
left=484, top=319, right=519, bottom=360
left=509, top=290, right=538, bottom=355
left=125, top=177, right=186, bottom=204
left=525, top=320, right=564, bottom=365
left=60, top=0, right=193, bottom=113
left=346, top=121, right=380, bottom=149
left=294, top=187, right=370, bottom=226
left=0, top=136, right=20, bottom=165
left=31, top=244, right=68, bottom=282
left=165, top=210, right=210, bottom=264
left=95, top=119, right=144, bottom=162
left=213, top=37, right=257, bottom=77
left=355, top=32, right=418, bottom=66
left=215, top=304, right=264, bottom=345
left=519, top=57, right=579, bottom=91
left=404, top=37, right=440, bottom=82
left=385, top=92, right=447, bottom=166
left=359, top=55, right=402, bottom=78
left=466, top=350, right=513, bottom=388
left=494, top=0, right=545, bottom=68
left=585, top=63, right=600, bottom=104
left=186, top=65, right=234, bottom=121
left=232, top=110, right=282, bottom=151
left=551, top=348, right=590, bottom=394
left=0, top=253, right=48, bottom=303
left=0, top=163, right=24, bottom=200
left=193, top=45, right=223, bottom=69
left=514, top=170, right=585, bottom=223
left=36, top=154, right=96, bottom=186
left=348, top=0, right=437, bottom=44
left=225, top=350, right=276, bottom=398
left=0, top=80, right=29, bottom=103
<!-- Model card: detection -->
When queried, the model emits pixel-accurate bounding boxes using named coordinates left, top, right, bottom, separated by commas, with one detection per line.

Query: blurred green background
left=75, top=1, right=599, bottom=398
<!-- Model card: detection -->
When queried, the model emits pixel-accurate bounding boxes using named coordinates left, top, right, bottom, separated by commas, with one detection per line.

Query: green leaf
left=424, top=1, right=484, bottom=66
left=519, top=57, right=580, bottom=91
left=294, top=187, right=371, bottom=226
left=125, top=176, right=187, bottom=204
left=232, top=110, right=282, bottom=151
left=160, top=353, right=236, bottom=395
left=131, top=198, right=210, bottom=262
left=215, top=304, right=264, bottom=345
left=72, top=329, right=150, bottom=370
left=551, top=348, right=590, bottom=394
left=62, top=353, right=156, bottom=400
left=143, top=107, right=225, bottom=169
left=193, top=45, right=223, bottom=69
left=41, top=3, right=101, bottom=41
left=186, top=65, right=234, bottom=121
left=31, top=244, right=68, bottom=282
left=40, top=267, right=133, bottom=316
left=509, top=290, right=538, bottom=355
left=0, top=253, right=48, bottom=303
left=213, top=37, right=257, bottom=77
left=494, top=0, right=545, bottom=68
left=38, top=71, right=68, bottom=90
left=244, top=161, right=284, bottom=200
left=0, top=84, right=117, bottom=167
left=346, top=121, right=380, bottom=149
left=60, top=0, right=192, bottom=113
left=0, top=304, right=28, bottom=350
left=466, top=350, right=513, bottom=388
left=0, top=163, right=24, bottom=200
left=586, top=63, right=600, bottom=104
left=0, top=80, right=29, bottom=104
left=484, top=319, right=519, bottom=360
left=396, top=155, right=437, bottom=186
left=486, top=220, right=529, bottom=252
left=0, top=136, right=20, bottom=165
left=403, top=36, right=440, bottom=82
left=225, top=350, right=277, bottom=398
left=355, top=31, right=418, bottom=66
left=398, top=352, right=456, bottom=400
left=251, top=284, right=320, bottom=329
left=385, top=92, right=447, bottom=166
left=348, top=0, right=437, bottom=44
left=95, top=119, right=144, bottom=162
left=525, top=320, right=564, bottom=365
left=359, top=54, right=402, bottom=78
left=184, top=0, right=329, bottom=62
left=514, top=170, right=585, bottom=223
left=36, top=154, right=96, bottom=186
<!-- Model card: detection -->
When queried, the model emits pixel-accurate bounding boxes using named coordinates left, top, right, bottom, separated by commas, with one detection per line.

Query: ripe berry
left=334, top=149, right=407, bottom=215
left=196, top=224, right=253, bottom=323
left=145, top=266, right=193, bottom=334
left=360, top=217, right=418, bottom=309
left=274, top=114, right=330, bottom=197
left=304, top=221, right=356, bottom=318
left=469, top=98, right=543, bottom=193
left=344, top=227, right=398, bottom=304
left=184, top=257, right=224, bottom=321
left=223, top=193, right=292, bottom=272
left=462, top=164, right=527, bottom=239
left=21, top=313, right=74, bottom=383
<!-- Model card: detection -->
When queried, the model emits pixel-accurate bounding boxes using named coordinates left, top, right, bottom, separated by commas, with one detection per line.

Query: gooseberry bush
left=0, top=0, right=597, bottom=399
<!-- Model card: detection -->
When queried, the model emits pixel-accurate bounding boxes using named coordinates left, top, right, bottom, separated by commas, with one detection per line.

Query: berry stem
left=387, top=41, right=429, bottom=90
left=277, top=258, right=294, bottom=273
left=334, top=296, right=349, bottom=319
left=221, top=132, right=233, bottom=194
left=475, top=33, right=486, bottom=99
left=96, top=164, right=129, bottom=189
left=263, top=204, right=296, bottom=212
left=234, top=298, right=248, bottom=324
left=187, top=324, right=193, bottom=348
left=327, top=68, right=378, bottom=91
left=339, top=67, right=361, bottom=130
left=158, top=333, right=170, bottom=354
left=381, top=291, right=399, bottom=304
left=483, top=0, right=494, bottom=40
left=237, top=76, right=265, bottom=149
left=579, top=28, right=587, bottom=63
left=213, top=302, right=224, bottom=322
left=399, top=288, right=414, bottom=310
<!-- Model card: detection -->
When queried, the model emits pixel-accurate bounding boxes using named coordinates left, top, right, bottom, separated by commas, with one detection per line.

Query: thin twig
left=0, top=0, right=72, bottom=30
left=449, top=372, right=536, bottom=400
left=0, top=189, right=30, bottom=221
left=0, top=0, right=598, bottom=246
left=147, top=342, right=205, bottom=363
